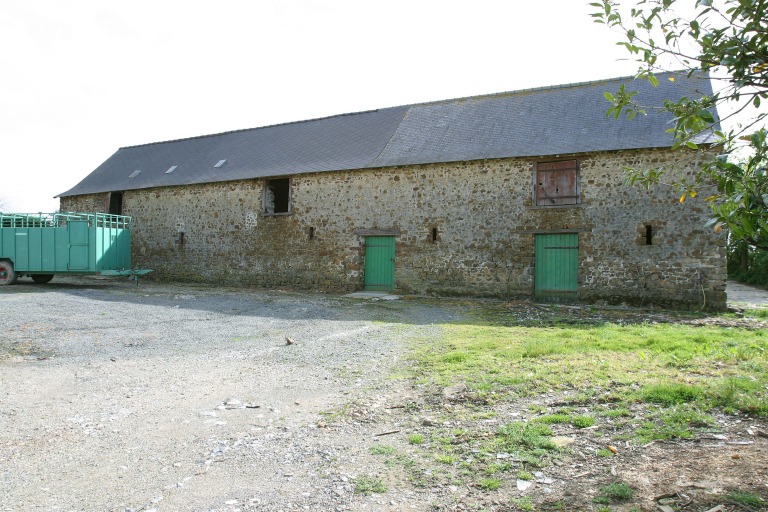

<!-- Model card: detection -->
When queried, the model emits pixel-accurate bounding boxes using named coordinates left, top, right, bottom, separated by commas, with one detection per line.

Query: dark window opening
left=309, top=226, right=316, bottom=240
left=108, top=192, right=123, bottom=215
left=535, top=160, right=579, bottom=206
left=264, top=178, right=290, bottom=214
left=645, top=224, right=653, bottom=245
left=431, top=227, right=439, bottom=243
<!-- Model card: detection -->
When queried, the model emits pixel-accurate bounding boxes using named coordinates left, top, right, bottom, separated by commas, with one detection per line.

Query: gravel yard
left=0, top=278, right=451, bottom=512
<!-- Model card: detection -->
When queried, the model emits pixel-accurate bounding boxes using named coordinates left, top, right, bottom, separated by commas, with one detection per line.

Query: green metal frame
left=0, top=212, right=138, bottom=277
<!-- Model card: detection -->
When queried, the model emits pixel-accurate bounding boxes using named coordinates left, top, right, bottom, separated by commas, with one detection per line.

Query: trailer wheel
left=0, top=260, right=17, bottom=285
left=31, top=274, right=54, bottom=284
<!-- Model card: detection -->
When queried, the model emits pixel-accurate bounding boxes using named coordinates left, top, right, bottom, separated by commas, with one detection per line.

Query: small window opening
left=108, top=192, right=123, bottom=215
left=264, top=178, right=290, bottom=214
left=308, top=226, right=316, bottom=240
left=645, top=224, right=653, bottom=245
left=431, top=227, right=439, bottom=243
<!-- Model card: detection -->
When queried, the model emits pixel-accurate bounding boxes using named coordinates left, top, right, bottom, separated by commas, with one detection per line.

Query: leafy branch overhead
left=592, top=0, right=768, bottom=249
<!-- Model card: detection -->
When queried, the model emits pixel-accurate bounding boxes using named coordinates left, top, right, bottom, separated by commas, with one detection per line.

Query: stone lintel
left=354, top=228, right=401, bottom=236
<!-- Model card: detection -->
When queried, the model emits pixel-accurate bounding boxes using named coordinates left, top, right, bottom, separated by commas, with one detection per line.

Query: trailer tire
left=0, top=260, right=17, bottom=285
left=31, top=274, right=54, bottom=284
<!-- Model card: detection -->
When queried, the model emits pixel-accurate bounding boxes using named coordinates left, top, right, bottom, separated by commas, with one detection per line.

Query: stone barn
left=58, top=72, right=726, bottom=309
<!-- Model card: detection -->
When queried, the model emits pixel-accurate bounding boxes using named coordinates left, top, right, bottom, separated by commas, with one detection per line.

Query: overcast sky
left=1, top=1, right=761, bottom=212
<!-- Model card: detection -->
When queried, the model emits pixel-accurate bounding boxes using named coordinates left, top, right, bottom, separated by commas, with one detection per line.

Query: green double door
left=535, top=233, right=578, bottom=302
left=364, top=236, right=395, bottom=292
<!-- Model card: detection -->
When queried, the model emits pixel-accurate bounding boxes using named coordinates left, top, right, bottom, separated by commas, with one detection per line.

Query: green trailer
left=0, top=212, right=150, bottom=285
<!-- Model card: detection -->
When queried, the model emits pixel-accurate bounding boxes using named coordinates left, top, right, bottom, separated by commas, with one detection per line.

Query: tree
left=592, top=0, right=768, bottom=250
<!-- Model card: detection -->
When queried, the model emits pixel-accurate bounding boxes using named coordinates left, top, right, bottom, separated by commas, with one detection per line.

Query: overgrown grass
left=725, top=490, right=765, bottom=507
left=744, top=308, right=768, bottom=320
left=410, top=314, right=768, bottom=419
left=397, top=304, right=768, bottom=497
left=636, top=405, right=715, bottom=443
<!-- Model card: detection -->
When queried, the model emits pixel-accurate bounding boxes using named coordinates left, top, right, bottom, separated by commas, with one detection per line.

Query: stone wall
left=60, top=148, right=727, bottom=309
left=61, top=193, right=106, bottom=214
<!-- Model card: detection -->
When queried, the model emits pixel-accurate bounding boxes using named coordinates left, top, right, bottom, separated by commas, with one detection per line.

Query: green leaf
left=648, top=74, right=659, bottom=87
left=604, top=92, right=616, bottom=102
left=685, top=141, right=698, bottom=149
left=697, top=110, right=715, bottom=123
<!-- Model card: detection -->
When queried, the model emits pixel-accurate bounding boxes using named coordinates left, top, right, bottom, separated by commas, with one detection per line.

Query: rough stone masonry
left=60, top=147, right=726, bottom=310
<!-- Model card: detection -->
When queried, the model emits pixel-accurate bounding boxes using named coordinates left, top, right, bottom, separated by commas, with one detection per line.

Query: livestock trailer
left=0, top=212, right=148, bottom=285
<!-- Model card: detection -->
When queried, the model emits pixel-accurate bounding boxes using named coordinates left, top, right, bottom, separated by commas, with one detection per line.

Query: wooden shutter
left=536, top=160, right=578, bottom=206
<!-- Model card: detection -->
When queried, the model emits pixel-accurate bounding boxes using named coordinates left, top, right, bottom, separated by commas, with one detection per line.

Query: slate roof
left=59, top=71, right=718, bottom=197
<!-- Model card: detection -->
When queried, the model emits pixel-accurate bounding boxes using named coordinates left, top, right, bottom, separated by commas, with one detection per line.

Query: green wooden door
left=364, top=236, right=395, bottom=291
left=535, top=233, right=578, bottom=302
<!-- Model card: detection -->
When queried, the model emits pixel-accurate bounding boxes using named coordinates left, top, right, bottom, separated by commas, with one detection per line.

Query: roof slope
left=59, top=71, right=718, bottom=197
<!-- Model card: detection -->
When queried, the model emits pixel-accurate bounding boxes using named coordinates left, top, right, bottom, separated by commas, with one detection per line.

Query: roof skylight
left=214, top=159, right=227, bottom=168
left=129, top=170, right=141, bottom=178
left=166, top=165, right=178, bottom=174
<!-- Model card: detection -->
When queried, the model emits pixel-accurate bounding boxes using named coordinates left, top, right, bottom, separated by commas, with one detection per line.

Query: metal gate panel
left=364, top=236, right=395, bottom=292
left=68, top=221, right=90, bottom=270
left=535, top=233, right=578, bottom=302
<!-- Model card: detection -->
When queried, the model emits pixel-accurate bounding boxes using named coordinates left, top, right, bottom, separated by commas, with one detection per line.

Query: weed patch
left=594, top=481, right=635, bottom=504
left=571, top=415, right=596, bottom=428
left=725, top=490, right=764, bottom=507
left=511, top=496, right=534, bottom=510
left=743, top=308, right=768, bottom=320
left=353, top=475, right=387, bottom=495
left=407, top=434, right=425, bottom=445
left=532, top=413, right=571, bottom=424
left=369, top=445, right=397, bottom=456
left=476, top=477, right=501, bottom=490
left=641, top=382, right=704, bottom=405
left=636, top=405, right=714, bottom=442
left=495, top=422, right=555, bottom=452
left=710, top=376, right=768, bottom=415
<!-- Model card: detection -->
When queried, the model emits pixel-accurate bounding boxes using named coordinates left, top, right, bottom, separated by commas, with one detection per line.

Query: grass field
left=384, top=303, right=768, bottom=510
left=411, top=311, right=768, bottom=422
